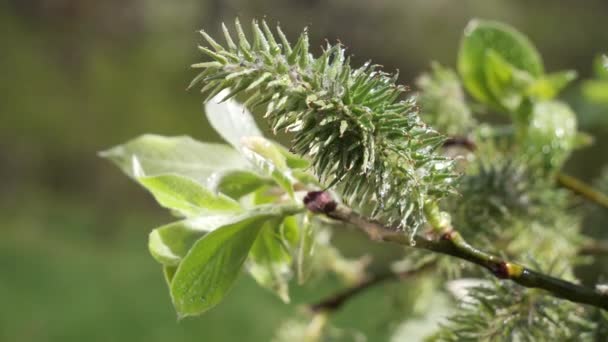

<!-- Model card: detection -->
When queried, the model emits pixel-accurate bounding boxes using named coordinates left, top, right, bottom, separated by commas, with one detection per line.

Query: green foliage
left=190, top=19, right=456, bottom=231
left=138, top=174, right=242, bottom=217
left=99, top=134, right=249, bottom=184
left=102, top=16, right=607, bottom=340
left=170, top=206, right=295, bottom=317
left=582, top=54, right=608, bottom=105
left=457, top=19, right=576, bottom=116
left=458, top=19, right=543, bottom=110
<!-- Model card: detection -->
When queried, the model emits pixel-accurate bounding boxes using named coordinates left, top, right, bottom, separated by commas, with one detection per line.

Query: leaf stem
left=557, top=172, right=608, bottom=210
left=309, top=262, right=435, bottom=314
left=304, top=191, right=608, bottom=311
left=579, top=240, right=608, bottom=256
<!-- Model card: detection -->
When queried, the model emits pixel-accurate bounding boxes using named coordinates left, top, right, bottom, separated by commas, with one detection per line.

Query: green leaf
left=100, top=134, right=248, bottom=185
left=523, top=100, right=577, bottom=170
left=572, top=131, right=594, bottom=150
left=582, top=80, right=608, bottom=105
left=272, top=142, right=311, bottom=169
left=296, top=214, right=316, bottom=284
left=241, top=136, right=295, bottom=198
left=170, top=206, right=294, bottom=317
left=526, top=70, right=577, bottom=100
left=210, top=170, right=272, bottom=199
left=205, top=90, right=263, bottom=150
left=138, top=174, right=241, bottom=217
left=594, top=54, right=608, bottom=79
left=163, top=266, right=178, bottom=287
left=483, top=49, right=534, bottom=111
left=247, top=218, right=294, bottom=302
left=458, top=19, right=543, bottom=108
left=149, top=214, right=245, bottom=265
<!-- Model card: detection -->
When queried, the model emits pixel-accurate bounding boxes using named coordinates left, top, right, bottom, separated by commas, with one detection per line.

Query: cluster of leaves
left=189, top=19, right=456, bottom=233
left=406, top=19, right=599, bottom=339
left=102, top=17, right=608, bottom=341
left=101, top=96, right=365, bottom=317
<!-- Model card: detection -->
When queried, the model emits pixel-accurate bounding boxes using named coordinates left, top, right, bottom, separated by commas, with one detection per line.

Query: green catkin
left=191, top=19, right=456, bottom=234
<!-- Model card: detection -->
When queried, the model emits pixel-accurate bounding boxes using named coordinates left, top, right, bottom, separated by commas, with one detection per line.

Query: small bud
left=303, top=191, right=337, bottom=214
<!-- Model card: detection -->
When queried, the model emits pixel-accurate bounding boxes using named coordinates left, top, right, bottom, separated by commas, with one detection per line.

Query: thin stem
left=557, top=172, right=608, bottom=210
left=303, top=191, right=608, bottom=311
left=309, top=262, right=435, bottom=314
left=580, top=240, right=608, bottom=256
left=443, top=136, right=476, bottom=151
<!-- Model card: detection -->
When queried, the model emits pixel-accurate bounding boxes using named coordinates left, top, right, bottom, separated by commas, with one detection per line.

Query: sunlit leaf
left=100, top=134, right=248, bottom=185
left=582, top=80, right=608, bottom=105
left=209, top=170, right=272, bottom=199
left=248, top=218, right=294, bottom=302
left=205, top=90, right=263, bottom=150
left=527, top=70, right=577, bottom=100
left=149, top=214, right=246, bottom=265
left=241, top=136, right=295, bottom=198
left=163, top=266, right=178, bottom=288
left=273, top=142, right=311, bottom=169
left=170, top=206, right=296, bottom=317
left=138, top=174, right=241, bottom=217
left=296, top=214, right=316, bottom=284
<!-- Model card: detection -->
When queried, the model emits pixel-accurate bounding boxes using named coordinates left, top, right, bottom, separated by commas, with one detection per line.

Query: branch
left=303, top=191, right=608, bottom=311
left=557, top=172, right=608, bottom=210
left=580, top=240, right=608, bottom=256
left=443, top=136, right=476, bottom=151
left=309, top=262, right=435, bottom=314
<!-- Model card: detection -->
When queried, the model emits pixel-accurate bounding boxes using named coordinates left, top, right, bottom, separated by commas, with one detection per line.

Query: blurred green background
left=2, top=1, right=608, bottom=341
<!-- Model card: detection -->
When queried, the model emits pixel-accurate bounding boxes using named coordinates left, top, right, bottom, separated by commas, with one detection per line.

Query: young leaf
left=272, top=142, right=311, bottom=169
left=247, top=218, right=294, bottom=302
left=138, top=174, right=241, bottom=217
left=296, top=214, right=316, bottom=284
left=149, top=214, right=246, bottom=265
left=209, top=170, right=273, bottom=199
left=241, top=136, right=295, bottom=198
left=483, top=49, right=534, bottom=111
left=170, top=206, right=295, bottom=317
left=205, top=90, right=264, bottom=150
left=594, top=54, right=608, bottom=79
left=526, top=70, right=577, bottom=100
left=99, top=134, right=248, bottom=185
left=582, top=80, right=608, bottom=105
left=163, top=266, right=178, bottom=287
left=458, top=19, right=543, bottom=108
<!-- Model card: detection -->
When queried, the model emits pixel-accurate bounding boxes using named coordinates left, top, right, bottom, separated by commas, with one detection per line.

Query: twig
left=303, top=191, right=608, bottom=311
left=557, top=172, right=608, bottom=210
left=443, top=136, right=476, bottom=151
left=309, top=262, right=435, bottom=313
left=580, top=240, right=608, bottom=256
